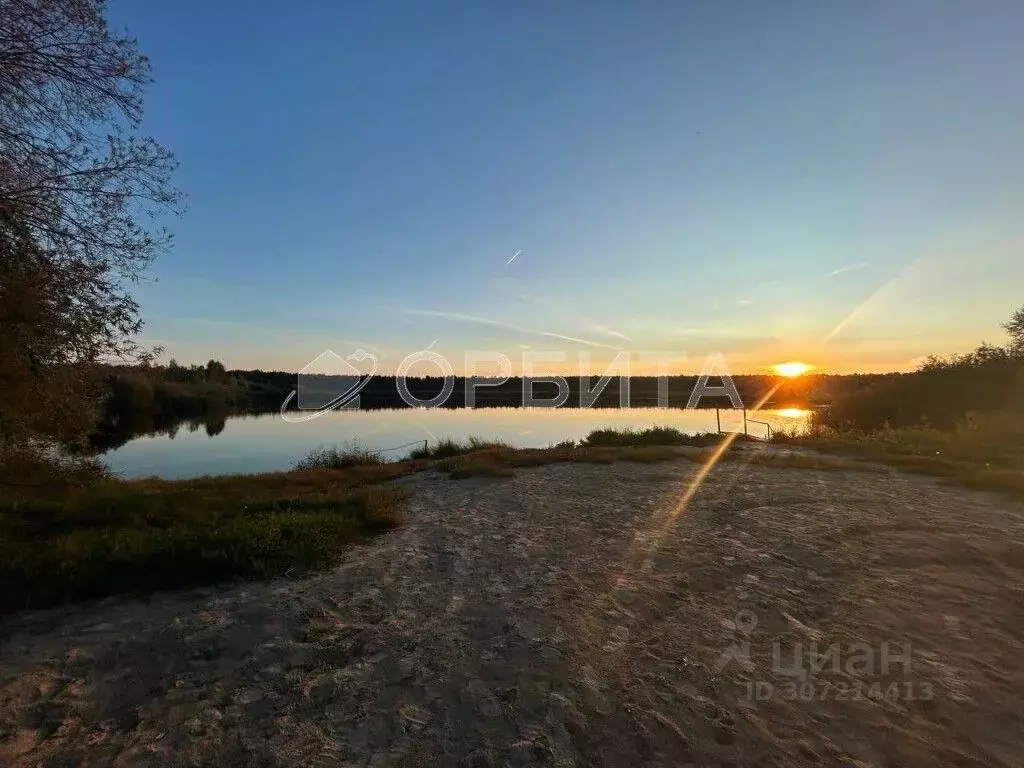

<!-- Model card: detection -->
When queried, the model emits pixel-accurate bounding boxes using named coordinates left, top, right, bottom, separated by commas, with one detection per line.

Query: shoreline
left=3, top=454, right=1022, bottom=766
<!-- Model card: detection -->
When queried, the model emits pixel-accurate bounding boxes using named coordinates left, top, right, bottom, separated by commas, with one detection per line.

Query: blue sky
left=111, top=0, right=1024, bottom=374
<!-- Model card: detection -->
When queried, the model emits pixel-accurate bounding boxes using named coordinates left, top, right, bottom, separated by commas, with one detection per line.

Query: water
left=102, top=407, right=812, bottom=479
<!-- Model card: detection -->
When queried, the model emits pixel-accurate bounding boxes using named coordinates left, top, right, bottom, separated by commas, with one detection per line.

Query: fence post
left=716, top=407, right=721, bottom=434
left=743, top=408, right=748, bottom=437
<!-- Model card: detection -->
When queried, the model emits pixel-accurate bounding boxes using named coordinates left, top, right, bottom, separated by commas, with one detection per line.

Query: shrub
left=409, top=437, right=510, bottom=460
left=294, top=443, right=384, bottom=470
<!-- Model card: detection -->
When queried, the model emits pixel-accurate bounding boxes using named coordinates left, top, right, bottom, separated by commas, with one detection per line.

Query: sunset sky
left=113, top=0, right=1024, bottom=374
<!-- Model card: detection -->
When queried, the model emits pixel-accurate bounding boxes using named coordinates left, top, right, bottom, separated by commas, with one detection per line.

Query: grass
left=434, top=442, right=683, bottom=478
left=420, top=428, right=774, bottom=478
left=773, top=412, right=1024, bottom=500
left=294, top=443, right=385, bottom=469
left=436, top=420, right=1024, bottom=499
left=19, top=416, right=1019, bottom=616
left=0, top=462, right=411, bottom=615
left=581, top=426, right=722, bottom=448
left=408, top=437, right=511, bottom=459
left=0, top=435, right=695, bottom=613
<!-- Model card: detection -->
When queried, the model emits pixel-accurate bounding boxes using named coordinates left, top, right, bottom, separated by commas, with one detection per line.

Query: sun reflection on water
left=777, top=407, right=811, bottom=419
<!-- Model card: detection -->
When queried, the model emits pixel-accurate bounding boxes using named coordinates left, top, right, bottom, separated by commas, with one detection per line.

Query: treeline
left=91, top=315, right=1024, bottom=449
left=819, top=308, right=1024, bottom=430
left=89, top=360, right=249, bottom=452
left=235, top=369, right=888, bottom=410
left=87, top=365, right=894, bottom=452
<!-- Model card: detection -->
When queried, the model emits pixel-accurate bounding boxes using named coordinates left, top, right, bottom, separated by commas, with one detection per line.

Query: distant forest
left=90, top=361, right=890, bottom=452
left=92, top=302, right=1024, bottom=453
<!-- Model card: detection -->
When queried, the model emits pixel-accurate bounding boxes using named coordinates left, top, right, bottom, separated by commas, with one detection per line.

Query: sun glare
left=778, top=407, right=810, bottom=419
left=773, top=361, right=812, bottom=378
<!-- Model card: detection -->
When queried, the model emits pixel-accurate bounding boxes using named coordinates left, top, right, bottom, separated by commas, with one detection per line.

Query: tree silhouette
left=205, top=360, right=227, bottom=380
left=1004, top=305, right=1024, bottom=358
left=0, top=0, right=180, bottom=462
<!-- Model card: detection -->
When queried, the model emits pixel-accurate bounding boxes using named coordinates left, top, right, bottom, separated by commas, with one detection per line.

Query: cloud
left=587, top=323, right=633, bottom=342
left=747, top=262, right=871, bottom=295
left=672, top=327, right=746, bottom=337
left=403, top=309, right=624, bottom=350
left=149, top=315, right=382, bottom=352
left=487, top=277, right=633, bottom=343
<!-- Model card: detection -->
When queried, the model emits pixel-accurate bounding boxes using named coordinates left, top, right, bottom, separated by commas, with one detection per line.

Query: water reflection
left=88, top=408, right=230, bottom=452
left=101, top=407, right=813, bottom=480
left=776, top=407, right=811, bottom=419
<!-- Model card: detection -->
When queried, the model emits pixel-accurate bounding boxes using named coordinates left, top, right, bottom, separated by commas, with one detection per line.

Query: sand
left=3, top=448, right=1023, bottom=766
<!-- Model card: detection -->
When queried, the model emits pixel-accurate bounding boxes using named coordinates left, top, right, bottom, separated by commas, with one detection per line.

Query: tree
left=1004, top=305, right=1024, bottom=358
left=205, top=359, right=226, bottom=380
left=0, top=209, right=100, bottom=446
left=0, top=0, right=180, bottom=460
left=0, top=0, right=183, bottom=292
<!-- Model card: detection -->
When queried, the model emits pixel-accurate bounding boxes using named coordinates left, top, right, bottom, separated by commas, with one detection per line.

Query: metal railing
left=715, top=407, right=772, bottom=441
left=366, top=439, right=429, bottom=457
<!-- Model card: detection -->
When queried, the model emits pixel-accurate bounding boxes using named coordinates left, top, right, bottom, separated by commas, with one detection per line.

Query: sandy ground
left=2, top=447, right=1024, bottom=767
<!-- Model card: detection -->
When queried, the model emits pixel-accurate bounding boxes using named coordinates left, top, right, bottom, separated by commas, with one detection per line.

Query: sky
left=110, top=0, right=1024, bottom=375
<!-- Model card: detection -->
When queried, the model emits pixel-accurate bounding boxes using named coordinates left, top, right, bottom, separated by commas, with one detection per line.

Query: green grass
left=0, top=464, right=410, bottom=615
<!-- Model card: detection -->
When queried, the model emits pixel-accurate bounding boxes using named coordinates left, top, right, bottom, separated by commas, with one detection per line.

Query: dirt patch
left=2, top=446, right=1023, bottom=766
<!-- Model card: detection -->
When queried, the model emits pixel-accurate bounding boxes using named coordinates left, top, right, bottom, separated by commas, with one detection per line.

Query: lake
left=102, top=407, right=812, bottom=479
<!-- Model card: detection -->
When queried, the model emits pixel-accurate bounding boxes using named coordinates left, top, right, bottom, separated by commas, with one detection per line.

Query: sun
left=773, top=361, right=812, bottom=378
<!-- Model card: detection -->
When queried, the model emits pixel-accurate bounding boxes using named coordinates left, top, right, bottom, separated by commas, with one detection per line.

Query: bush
left=294, top=443, right=384, bottom=470
left=408, top=437, right=510, bottom=460
left=0, top=441, right=110, bottom=495
left=817, top=350, right=1024, bottom=431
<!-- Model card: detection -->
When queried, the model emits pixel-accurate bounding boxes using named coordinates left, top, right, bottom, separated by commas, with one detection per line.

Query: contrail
left=505, top=249, right=521, bottom=266
left=829, top=262, right=868, bottom=277
left=824, top=255, right=924, bottom=342
left=403, top=308, right=623, bottom=349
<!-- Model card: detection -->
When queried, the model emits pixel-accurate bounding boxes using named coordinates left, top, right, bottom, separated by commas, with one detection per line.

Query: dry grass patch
left=775, top=419, right=1024, bottom=500
left=581, top=426, right=722, bottom=448
left=434, top=443, right=683, bottom=478
left=409, top=437, right=511, bottom=459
